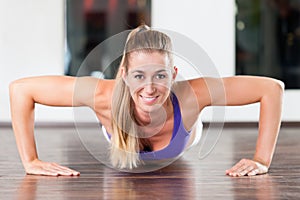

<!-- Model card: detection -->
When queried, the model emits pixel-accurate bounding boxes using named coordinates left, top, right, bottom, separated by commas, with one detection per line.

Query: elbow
left=9, top=79, right=35, bottom=115
left=275, top=79, right=285, bottom=91
left=272, top=79, right=285, bottom=96
left=265, top=78, right=285, bottom=101
left=9, top=80, right=19, bottom=99
left=9, top=79, right=25, bottom=100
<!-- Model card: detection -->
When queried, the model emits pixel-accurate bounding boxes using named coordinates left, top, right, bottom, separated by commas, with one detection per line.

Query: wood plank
left=0, top=125, right=299, bottom=199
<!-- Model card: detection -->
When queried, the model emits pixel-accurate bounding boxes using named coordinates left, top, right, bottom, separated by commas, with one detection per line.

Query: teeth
left=145, top=97, right=155, bottom=100
left=141, top=96, right=157, bottom=102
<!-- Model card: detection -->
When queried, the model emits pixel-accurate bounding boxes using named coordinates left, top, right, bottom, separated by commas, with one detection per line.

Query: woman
left=9, top=25, right=284, bottom=177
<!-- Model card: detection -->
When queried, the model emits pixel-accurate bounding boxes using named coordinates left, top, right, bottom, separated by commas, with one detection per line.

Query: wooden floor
left=0, top=123, right=300, bottom=199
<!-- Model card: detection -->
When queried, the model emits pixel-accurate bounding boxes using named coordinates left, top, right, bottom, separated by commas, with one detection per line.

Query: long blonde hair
left=110, top=25, right=174, bottom=169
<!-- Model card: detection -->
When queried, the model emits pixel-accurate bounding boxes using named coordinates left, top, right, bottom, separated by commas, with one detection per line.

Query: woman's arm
left=9, top=75, right=100, bottom=176
left=190, top=76, right=284, bottom=176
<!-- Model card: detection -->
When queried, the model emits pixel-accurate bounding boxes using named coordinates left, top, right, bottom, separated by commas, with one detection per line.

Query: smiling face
left=123, top=51, right=177, bottom=113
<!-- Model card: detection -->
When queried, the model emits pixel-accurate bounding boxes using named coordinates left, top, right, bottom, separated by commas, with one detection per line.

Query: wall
left=152, top=0, right=299, bottom=122
left=152, top=0, right=257, bottom=122
left=0, top=0, right=74, bottom=122
left=0, top=0, right=298, bottom=123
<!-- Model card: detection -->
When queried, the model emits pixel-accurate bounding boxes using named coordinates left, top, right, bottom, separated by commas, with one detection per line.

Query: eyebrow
left=130, top=70, right=145, bottom=74
left=130, top=69, right=169, bottom=74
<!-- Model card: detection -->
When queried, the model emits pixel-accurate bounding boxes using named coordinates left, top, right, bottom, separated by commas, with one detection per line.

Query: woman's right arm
left=9, top=75, right=98, bottom=176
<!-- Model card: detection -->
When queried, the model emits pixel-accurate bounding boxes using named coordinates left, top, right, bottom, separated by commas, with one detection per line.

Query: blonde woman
left=9, top=25, right=284, bottom=177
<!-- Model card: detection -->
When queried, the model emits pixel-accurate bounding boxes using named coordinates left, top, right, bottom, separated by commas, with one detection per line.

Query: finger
left=26, top=165, right=58, bottom=176
left=226, top=160, right=245, bottom=174
left=239, top=165, right=254, bottom=176
left=43, top=170, right=60, bottom=176
left=247, top=167, right=268, bottom=176
left=47, top=164, right=79, bottom=176
left=57, top=167, right=80, bottom=176
left=247, top=168, right=259, bottom=176
left=51, top=163, right=80, bottom=176
left=27, top=168, right=60, bottom=177
left=232, top=165, right=251, bottom=177
left=226, top=160, right=248, bottom=176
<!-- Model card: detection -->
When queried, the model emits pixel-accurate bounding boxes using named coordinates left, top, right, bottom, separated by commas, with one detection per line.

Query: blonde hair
left=110, top=25, right=174, bottom=169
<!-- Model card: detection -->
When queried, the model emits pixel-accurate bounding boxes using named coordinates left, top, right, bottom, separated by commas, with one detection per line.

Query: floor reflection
left=15, top=175, right=80, bottom=200
left=9, top=126, right=300, bottom=199
left=15, top=159, right=197, bottom=200
left=102, top=159, right=197, bottom=199
left=232, top=174, right=281, bottom=200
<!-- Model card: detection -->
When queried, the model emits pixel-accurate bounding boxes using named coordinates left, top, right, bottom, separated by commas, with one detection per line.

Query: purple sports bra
left=103, top=93, right=191, bottom=160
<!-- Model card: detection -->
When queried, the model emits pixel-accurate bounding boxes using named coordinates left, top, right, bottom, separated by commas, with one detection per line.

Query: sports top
left=102, top=93, right=191, bottom=160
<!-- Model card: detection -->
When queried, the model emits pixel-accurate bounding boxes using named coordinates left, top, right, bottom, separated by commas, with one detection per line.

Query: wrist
left=253, top=156, right=270, bottom=167
left=23, top=158, right=39, bottom=169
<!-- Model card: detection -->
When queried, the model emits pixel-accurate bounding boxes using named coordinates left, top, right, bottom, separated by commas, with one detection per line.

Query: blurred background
left=0, top=0, right=300, bottom=123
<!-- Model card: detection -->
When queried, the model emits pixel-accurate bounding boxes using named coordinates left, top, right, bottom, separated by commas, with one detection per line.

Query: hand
left=226, top=159, right=268, bottom=177
left=25, top=159, right=80, bottom=176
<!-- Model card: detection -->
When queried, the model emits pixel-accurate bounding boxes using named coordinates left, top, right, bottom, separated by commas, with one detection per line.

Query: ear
left=172, top=66, right=178, bottom=80
left=120, top=67, right=126, bottom=80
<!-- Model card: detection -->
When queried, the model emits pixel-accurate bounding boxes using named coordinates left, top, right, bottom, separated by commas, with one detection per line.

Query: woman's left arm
left=192, top=75, right=284, bottom=177
left=225, top=76, right=284, bottom=176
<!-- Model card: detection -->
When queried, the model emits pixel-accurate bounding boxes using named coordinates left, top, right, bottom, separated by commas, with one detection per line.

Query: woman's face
left=123, top=51, right=176, bottom=113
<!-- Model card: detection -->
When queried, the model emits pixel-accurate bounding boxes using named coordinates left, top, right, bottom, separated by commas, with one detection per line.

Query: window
left=65, top=0, right=151, bottom=78
left=236, top=0, right=300, bottom=89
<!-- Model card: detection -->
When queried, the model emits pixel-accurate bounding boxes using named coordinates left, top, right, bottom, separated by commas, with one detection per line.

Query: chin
left=142, top=104, right=162, bottom=113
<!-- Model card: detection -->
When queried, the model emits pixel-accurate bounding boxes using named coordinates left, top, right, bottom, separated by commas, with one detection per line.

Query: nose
left=143, top=83, right=156, bottom=94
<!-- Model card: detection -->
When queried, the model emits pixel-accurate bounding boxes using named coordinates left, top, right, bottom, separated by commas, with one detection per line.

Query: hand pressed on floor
left=25, top=159, right=80, bottom=176
left=226, top=158, right=268, bottom=177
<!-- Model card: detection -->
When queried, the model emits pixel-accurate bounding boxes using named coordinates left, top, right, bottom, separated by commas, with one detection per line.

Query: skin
left=9, top=52, right=284, bottom=177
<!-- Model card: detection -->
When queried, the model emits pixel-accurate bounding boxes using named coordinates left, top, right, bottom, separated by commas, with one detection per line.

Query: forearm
left=9, top=77, right=82, bottom=176
left=253, top=83, right=284, bottom=167
left=10, top=82, right=38, bottom=168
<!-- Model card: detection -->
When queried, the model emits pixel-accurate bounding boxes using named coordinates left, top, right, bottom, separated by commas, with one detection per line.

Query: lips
left=139, top=95, right=159, bottom=104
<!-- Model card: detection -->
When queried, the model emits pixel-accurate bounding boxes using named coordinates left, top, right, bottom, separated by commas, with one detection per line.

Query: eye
left=134, top=74, right=144, bottom=80
left=155, top=73, right=167, bottom=79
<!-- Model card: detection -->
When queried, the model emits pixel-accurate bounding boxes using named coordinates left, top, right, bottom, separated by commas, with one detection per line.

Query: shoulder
left=73, top=77, right=116, bottom=108
left=74, top=77, right=115, bottom=94
left=173, top=78, right=212, bottom=109
left=94, top=79, right=116, bottom=104
left=171, top=78, right=208, bottom=130
left=94, top=78, right=116, bottom=108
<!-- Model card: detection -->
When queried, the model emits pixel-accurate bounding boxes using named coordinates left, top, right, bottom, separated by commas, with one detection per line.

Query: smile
left=139, top=95, right=159, bottom=103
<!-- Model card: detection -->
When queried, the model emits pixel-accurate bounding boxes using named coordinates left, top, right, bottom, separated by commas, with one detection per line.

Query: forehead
left=127, top=65, right=171, bottom=75
left=128, top=51, right=169, bottom=69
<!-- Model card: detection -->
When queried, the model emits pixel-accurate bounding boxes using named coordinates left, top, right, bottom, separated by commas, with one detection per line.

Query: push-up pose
left=9, top=25, right=284, bottom=177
